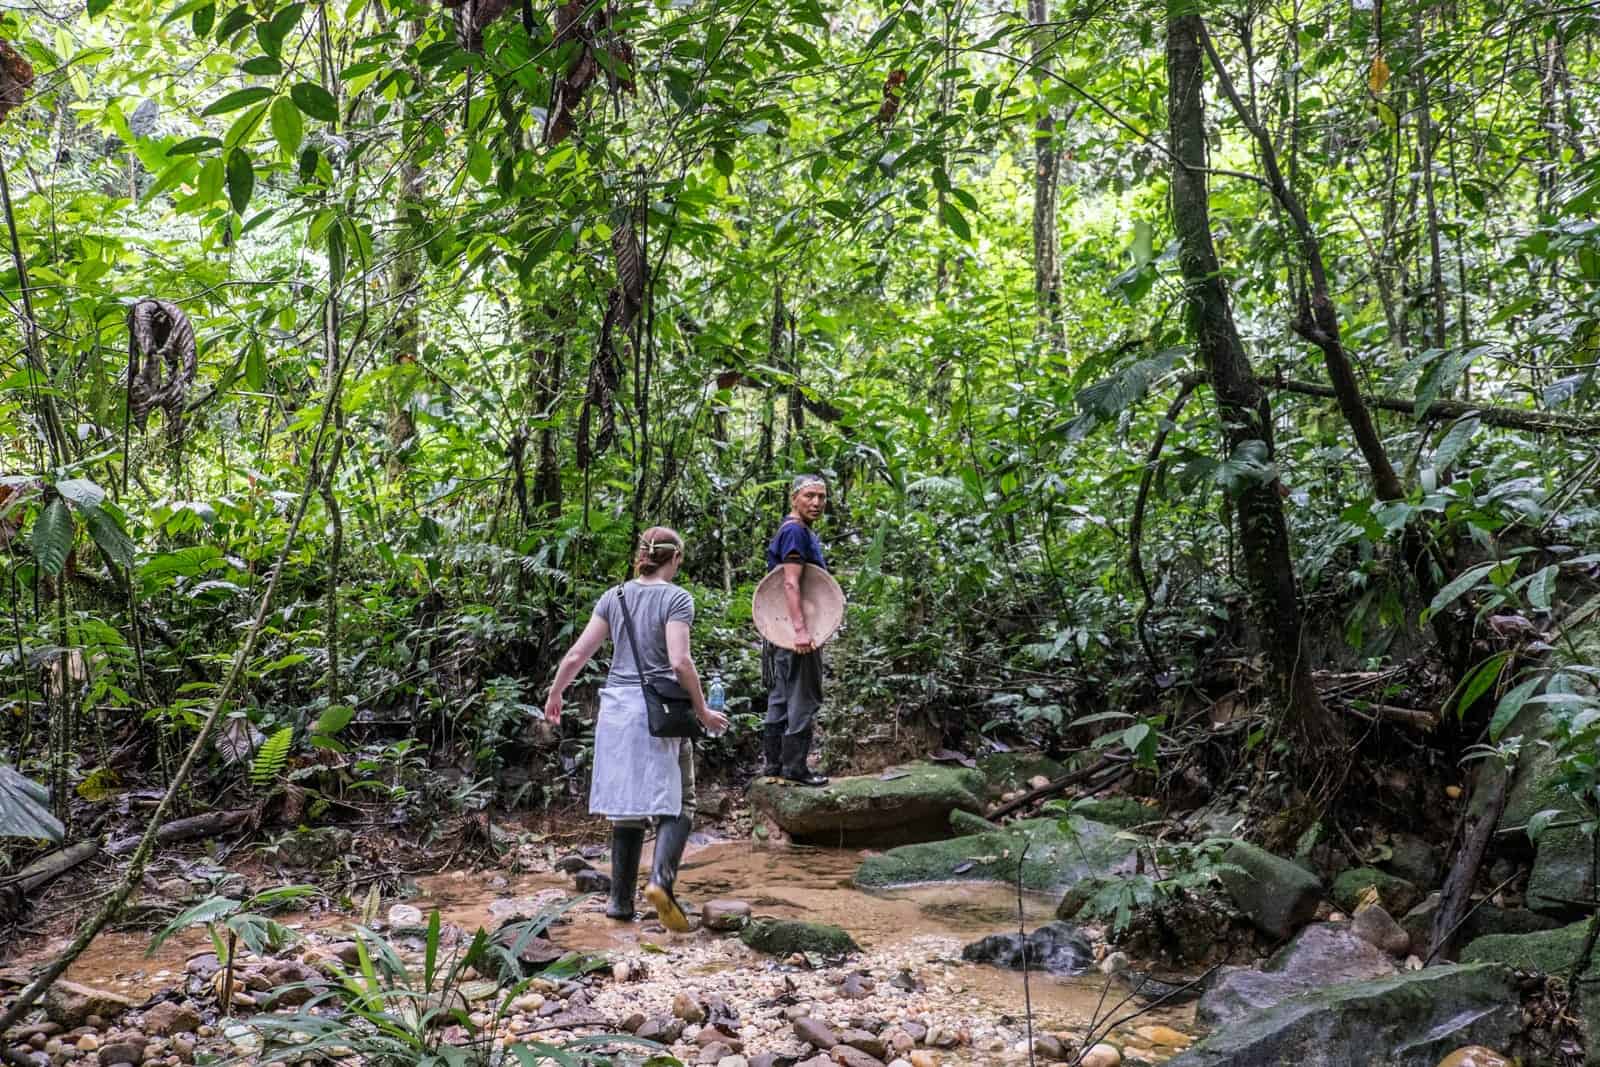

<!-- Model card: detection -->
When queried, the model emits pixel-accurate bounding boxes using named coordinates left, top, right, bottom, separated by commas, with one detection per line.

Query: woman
left=543, top=527, right=728, bottom=932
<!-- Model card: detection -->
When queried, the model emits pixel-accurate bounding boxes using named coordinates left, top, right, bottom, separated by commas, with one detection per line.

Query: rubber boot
left=781, top=729, right=828, bottom=787
left=644, top=814, right=694, bottom=933
left=606, top=825, right=644, bottom=920
left=760, top=722, right=784, bottom=778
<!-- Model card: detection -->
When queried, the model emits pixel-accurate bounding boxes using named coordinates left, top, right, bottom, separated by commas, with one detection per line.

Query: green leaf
left=31, top=499, right=73, bottom=576
left=1449, top=651, right=1508, bottom=719
left=1527, top=808, right=1565, bottom=844
left=87, top=0, right=113, bottom=15
left=225, top=147, right=254, bottom=215
left=973, top=85, right=992, bottom=114
left=245, top=343, right=266, bottom=390
left=81, top=504, right=135, bottom=567
left=1490, top=676, right=1541, bottom=740
left=1422, top=561, right=1498, bottom=624
left=269, top=96, right=303, bottom=158
left=290, top=82, right=338, bottom=123
left=241, top=55, right=282, bottom=76
left=168, top=136, right=222, bottom=156
left=148, top=896, right=240, bottom=955
left=314, top=704, right=354, bottom=736
left=55, top=478, right=106, bottom=508
left=1433, top=415, right=1479, bottom=474
left=251, top=726, right=293, bottom=787
left=939, top=200, right=970, bottom=241
left=202, top=86, right=272, bottom=117
left=1526, top=564, right=1557, bottom=612
left=864, top=11, right=899, bottom=51
left=327, top=222, right=346, bottom=288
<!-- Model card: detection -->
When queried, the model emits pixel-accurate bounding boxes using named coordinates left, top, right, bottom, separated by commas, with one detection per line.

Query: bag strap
left=613, top=585, right=650, bottom=701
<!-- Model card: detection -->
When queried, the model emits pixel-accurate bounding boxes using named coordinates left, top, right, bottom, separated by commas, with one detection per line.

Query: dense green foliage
left=2, top=0, right=1599, bottom=835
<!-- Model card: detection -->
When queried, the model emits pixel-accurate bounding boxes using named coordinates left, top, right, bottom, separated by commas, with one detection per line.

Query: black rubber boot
left=606, top=825, right=644, bottom=920
left=781, top=729, right=828, bottom=787
left=760, top=722, right=784, bottom=778
left=644, top=814, right=693, bottom=932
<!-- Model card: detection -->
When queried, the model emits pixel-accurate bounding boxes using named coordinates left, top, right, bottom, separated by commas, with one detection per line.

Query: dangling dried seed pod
left=127, top=298, right=198, bottom=445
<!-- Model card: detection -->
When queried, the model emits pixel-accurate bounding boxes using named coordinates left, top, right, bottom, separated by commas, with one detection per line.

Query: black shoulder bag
left=615, top=586, right=703, bottom=739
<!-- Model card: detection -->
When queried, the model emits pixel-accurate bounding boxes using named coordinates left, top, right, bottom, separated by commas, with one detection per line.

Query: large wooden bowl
left=752, top=563, right=845, bottom=650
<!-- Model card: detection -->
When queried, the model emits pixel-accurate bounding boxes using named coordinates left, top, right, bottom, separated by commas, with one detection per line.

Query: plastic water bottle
left=708, top=676, right=726, bottom=713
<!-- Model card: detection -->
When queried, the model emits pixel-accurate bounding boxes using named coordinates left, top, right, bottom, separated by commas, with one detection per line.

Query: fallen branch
left=1429, top=763, right=1507, bottom=962
left=1331, top=701, right=1438, bottom=731
left=987, top=755, right=1123, bottom=821
left=0, top=841, right=98, bottom=893
left=154, top=808, right=252, bottom=845
left=1266, top=376, right=1600, bottom=437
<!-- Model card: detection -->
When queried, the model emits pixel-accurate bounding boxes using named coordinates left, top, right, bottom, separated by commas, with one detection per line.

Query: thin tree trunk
left=1414, top=13, right=1449, bottom=365
left=384, top=20, right=425, bottom=481
left=1028, top=0, right=1063, bottom=350
left=1167, top=7, right=1338, bottom=747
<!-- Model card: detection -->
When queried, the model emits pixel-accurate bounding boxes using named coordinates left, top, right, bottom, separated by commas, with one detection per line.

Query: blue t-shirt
left=766, top=519, right=827, bottom=572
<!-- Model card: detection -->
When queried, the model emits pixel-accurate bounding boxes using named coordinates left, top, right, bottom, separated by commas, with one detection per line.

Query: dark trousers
left=763, top=644, right=823, bottom=736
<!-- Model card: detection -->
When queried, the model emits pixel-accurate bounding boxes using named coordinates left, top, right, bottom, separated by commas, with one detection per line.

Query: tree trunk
left=384, top=20, right=425, bottom=481
left=526, top=303, right=564, bottom=519
left=1166, top=7, right=1338, bottom=747
left=1028, top=0, right=1063, bottom=350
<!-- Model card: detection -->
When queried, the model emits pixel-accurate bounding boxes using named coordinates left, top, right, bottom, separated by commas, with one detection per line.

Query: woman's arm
left=544, top=613, right=610, bottom=723
left=666, top=620, right=728, bottom=733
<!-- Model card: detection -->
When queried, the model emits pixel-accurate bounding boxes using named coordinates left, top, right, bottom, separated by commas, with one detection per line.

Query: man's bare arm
left=782, top=559, right=815, bottom=654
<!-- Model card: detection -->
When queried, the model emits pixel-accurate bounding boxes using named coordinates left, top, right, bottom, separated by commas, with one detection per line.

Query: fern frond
left=251, top=726, right=293, bottom=787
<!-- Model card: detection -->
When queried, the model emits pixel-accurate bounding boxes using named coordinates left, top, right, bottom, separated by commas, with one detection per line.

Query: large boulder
left=1496, top=722, right=1589, bottom=916
left=43, top=981, right=138, bottom=1028
left=740, top=918, right=859, bottom=957
left=750, top=762, right=986, bottom=846
left=854, top=816, right=1140, bottom=895
left=960, top=922, right=1092, bottom=975
left=1170, top=963, right=1519, bottom=1067
left=1217, top=841, right=1322, bottom=939
left=1197, top=922, right=1397, bottom=1027
left=1400, top=893, right=1558, bottom=954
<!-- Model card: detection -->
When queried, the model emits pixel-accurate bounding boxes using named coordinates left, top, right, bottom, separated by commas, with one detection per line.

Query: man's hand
left=793, top=628, right=816, bottom=655
left=697, top=706, right=730, bottom=735
left=543, top=692, right=563, bottom=724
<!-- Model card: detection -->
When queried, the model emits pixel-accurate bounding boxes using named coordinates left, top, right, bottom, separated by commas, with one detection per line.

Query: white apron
left=588, top=686, right=683, bottom=820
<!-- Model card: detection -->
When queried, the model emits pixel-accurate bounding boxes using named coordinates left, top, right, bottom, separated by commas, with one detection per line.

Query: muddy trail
left=7, top=836, right=1197, bottom=1067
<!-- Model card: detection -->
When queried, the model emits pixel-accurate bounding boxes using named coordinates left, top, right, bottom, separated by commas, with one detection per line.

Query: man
left=761, top=474, right=830, bottom=787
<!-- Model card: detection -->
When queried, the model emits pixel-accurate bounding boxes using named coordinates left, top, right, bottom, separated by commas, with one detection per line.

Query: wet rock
left=841, top=1029, right=888, bottom=1059
left=1197, top=922, right=1396, bottom=1026
left=832, top=1047, right=886, bottom=1067
left=901, top=1021, right=928, bottom=1043
left=907, top=1053, right=938, bottom=1067
left=697, top=1025, right=743, bottom=1051
left=96, top=1035, right=147, bottom=1065
left=1383, top=833, right=1441, bottom=888
left=386, top=903, right=426, bottom=930
left=619, top=1012, right=645, bottom=1033
left=1135, top=1024, right=1190, bottom=1047
left=674, top=991, right=707, bottom=1023
left=1351, top=903, right=1411, bottom=957
left=1167, top=964, right=1518, bottom=1067
left=554, top=854, right=591, bottom=873
left=42, top=981, right=137, bottom=1028
left=750, top=762, right=988, bottom=847
left=1217, top=841, right=1322, bottom=940
left=798, top=1057, right=837, bottom=1067
left=749, top=1055, right=780, bottom=1067
left=719, top=1057, right=750, bottom=1067
left=961, top=922, right=1092, bottom=976
left=74, top=1035, right=98, bottom=1053
left=1032, top=1034, right=1068, bottom=1060
left=795, top=1017, right=840, bottom=1048
left=1332, top=867, right=1422, bottom=917
left=573, top=868, right=611, bottom=894
left=1080, top=1045, right=1120, bottom=1067
left=742, top=918, right=860, bottom=957
left=839, top=973, right=873, bottom=999
left=636, top=1017, right=685, bottom=1043
left=856, top=817, right=1140, bottom=896
left=1070, top=796, right=1152, bottom=830
left=698, top=1043, right=733, bottom=1064
left=702, top=900, right=753, bottom=932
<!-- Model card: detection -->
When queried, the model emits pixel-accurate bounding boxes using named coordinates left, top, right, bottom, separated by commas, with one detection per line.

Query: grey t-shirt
left=594, top=580, right=695, bottom=687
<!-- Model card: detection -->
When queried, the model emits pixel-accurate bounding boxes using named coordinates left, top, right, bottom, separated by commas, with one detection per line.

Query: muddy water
left=40, top=840, right=1194, bottom=1060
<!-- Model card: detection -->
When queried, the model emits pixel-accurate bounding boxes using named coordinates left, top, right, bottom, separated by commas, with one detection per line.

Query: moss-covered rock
left=1167, top=964, right=1518, bottom=1067
left=1460, top=918, right=1595, bottom=976
left=1331, top=867, right=1421, bottom=916
left=950, top=809, right=1000, bottom=836
left=1218, top=841, right=1323, bottom=940
left=749, top=761, right=985, bottom=847
left=739, top=918, right=860, bottom=957
left=854, top=816, right=1140, bottom=895
left=1496, top=719, right=1591, bottom=916
left=1069, top=796, right=1153, bottom=830
left=975, top=752, right=1066, bottom=798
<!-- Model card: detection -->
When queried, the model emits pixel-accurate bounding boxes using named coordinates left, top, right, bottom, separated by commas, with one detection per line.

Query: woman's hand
left=697, top=706, right=729, bottom=735
left=543, top=691, right=563, bottom=724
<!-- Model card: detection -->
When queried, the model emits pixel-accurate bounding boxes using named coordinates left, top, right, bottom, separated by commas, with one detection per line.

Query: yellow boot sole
left=644, top=882, right=690, bottom=932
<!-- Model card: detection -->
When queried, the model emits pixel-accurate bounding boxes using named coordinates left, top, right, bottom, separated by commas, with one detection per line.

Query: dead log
left=3, top=840, right=99, bottom=894
left=154, top=808, right=251, bottom=845
left=1428, top=764, right=1507, bottom=962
